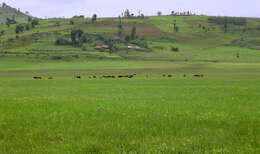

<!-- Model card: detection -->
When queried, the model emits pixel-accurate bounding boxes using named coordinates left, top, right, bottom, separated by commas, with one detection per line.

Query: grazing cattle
left=75, top=76, right=81, bottom=79
left=102, top=75, right=115, bottom=79
left=168, top=75, right=173, bottom=78
left=194, top=74, right=204, bottom=78
left=118, top=75, right=135, bottom=78
left=48, top=77, right=53, bottom=79
left=33, top=76, right=42, bottom=79
left=89, top=75, right=97, bottom=79
left=128, top=75, right=134, bottom=78
left=118, top=75, right=129, bottom=78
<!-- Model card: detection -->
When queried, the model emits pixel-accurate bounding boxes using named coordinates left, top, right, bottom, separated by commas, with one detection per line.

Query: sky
left=1, top=0, right=260, bottom=18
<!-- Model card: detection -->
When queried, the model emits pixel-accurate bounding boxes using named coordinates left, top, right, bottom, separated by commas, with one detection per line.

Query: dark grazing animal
left=168, top=75, right=173, bottom=78
left=194, top=74, right=204, bottom=78
left=48, top=77, right=53, bottom=79
left=102, top=75, right=115, bottom=79
left=118, top=75, right=129, bottom=78
left=118, top=75, right=135, bottom=78
left=75, top=76, right=81, bottom=79
left=33, top=76, right=42, bottom=79
left=128, top=75, right=134, bottom=78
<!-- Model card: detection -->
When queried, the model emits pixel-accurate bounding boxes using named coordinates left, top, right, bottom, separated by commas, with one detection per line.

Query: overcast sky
left=2, top=0, right=260, bottom=18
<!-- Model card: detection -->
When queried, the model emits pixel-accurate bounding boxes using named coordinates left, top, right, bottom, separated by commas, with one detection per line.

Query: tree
left=28, top=16, right=32, bottom=22
left=25, top=24, right=30, bottom=30
left=71, top=29, right=84, bottom=45
left=131, top=27, right=136, bottom=40
left=2, top=3, right=7, bottom=8
left=140, top=14, right=145, bottom=19
left=118, top=16, right=122, bottom=24
left=12, top=15, right=15, bottom=21
left=118, top=24, right=123, bottom=37
left=157, top=11, right=162, bottom=16
left=70, top=20, right=74, bottom=25
left=31, top=19, right=39, bottom=28
left=125, top=35, right=131, bottom=54
left=236, top=53, right=240, bottom=59
left=106, top=40, right=117, bottom=55
left=124, top=9, right=130, bottom=18
left=6, top=17, right=16, bottom=26
left=222, top=17, right=229, bottom=33
left=15, top=24, right=24, bottom=34
left=56, top=22, right=60, bottom=27
left=92, top=14, right=97, bottom=23
left=174, top=26, right=179, bottom=32
left=0, top=30, right=5, bottom=37
left=257, top=25, right=260, bottom=31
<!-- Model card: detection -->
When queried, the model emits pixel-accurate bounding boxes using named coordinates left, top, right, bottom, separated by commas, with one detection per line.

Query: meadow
left=0, top=57, right=260, bottom=153
left=1, top=9, right=260, bottom=153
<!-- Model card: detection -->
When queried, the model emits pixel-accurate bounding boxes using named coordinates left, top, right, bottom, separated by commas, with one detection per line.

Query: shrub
left=171, top=47, right=179, bottom=52
left=31, top=19, right=39, bottom=28
left=0, top=30, right=4, bottom=36
left=70, top=20, right=74, bottom=25
left=55, top=37, right=70, bottom=45
left=52, top=56, right=63, bottom=60
left=15, top=24, right=24, bottom=34
left=25, top=24, right=30, bottom=30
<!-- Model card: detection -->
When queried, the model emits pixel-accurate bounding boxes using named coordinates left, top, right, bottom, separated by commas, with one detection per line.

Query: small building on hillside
left=95, top=45, right=109, bottom=50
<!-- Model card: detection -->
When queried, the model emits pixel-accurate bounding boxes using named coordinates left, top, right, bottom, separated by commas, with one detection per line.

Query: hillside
left=0, top=3, right=30, bottom=25
left=0, top=9, right=260, bottom=62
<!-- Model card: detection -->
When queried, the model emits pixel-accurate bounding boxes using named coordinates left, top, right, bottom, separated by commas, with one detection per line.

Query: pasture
left=1, top=11, right=260, bottom=153
left=0, top=58, right=260, bottom=153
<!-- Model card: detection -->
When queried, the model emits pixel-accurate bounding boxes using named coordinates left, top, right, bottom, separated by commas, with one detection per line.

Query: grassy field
left=1, top=8, right=260, bottom=153
left=0, top=58, right=260, bottom=153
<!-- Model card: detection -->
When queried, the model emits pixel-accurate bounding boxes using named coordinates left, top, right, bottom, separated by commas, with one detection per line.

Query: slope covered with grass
left=0, top=14, right=260, bottom=62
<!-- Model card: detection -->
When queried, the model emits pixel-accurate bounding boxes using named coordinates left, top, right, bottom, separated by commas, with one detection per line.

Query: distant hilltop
left=0, top=2, right=32, bottom=24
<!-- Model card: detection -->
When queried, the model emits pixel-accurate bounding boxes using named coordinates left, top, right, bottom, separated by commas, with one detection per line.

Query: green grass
left=0, top=78, right=260, bottom=153
left=1, top=13, right=260, bottom=153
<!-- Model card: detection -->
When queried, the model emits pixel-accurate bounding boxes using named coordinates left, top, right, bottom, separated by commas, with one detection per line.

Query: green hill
left=0, top=7, right=260, bottom=62
left=0, top=3, right=30, bottom=25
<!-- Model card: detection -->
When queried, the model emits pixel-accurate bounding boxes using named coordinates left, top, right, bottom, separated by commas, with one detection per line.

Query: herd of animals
left=33, top=74, right=204, bottom=79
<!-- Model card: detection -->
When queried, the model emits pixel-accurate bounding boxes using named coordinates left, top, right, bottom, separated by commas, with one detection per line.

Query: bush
left=31, top=19, right=39, bottom=28
left=52, top=56, right=63, bottom=60
left=171, top=47, right=179, bottom=52
left=70, top=20, right=74, bottom=25
left=55, top=37, right=70, bottom=45
left=25, top=24, right=30, bottom=30
left=0, top=30, right=4, bottom=36
left=15, top=24, right=24, bottom=34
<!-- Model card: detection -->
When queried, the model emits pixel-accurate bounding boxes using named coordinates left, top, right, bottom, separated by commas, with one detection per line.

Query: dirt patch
left=123, top=23, right=165, bottom=38
left=186, top=20, right=204, bottom=25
